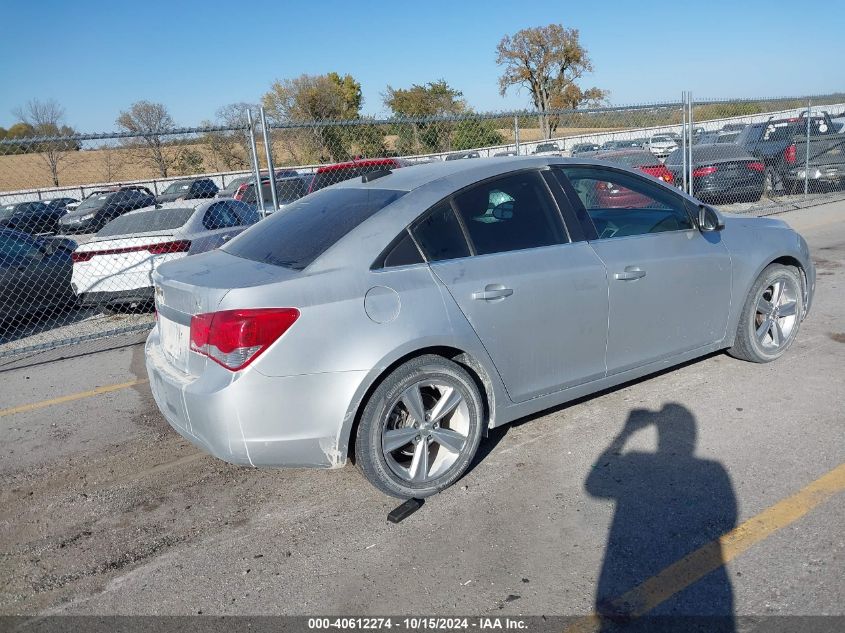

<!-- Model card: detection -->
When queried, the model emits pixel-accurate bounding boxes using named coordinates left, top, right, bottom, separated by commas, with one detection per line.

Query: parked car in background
left=532, top=142, right=562, bottom=156
left=593, top=150, right=675, bottom=184
left=0, top=201, right=68, bottom=235
left=146, top=157, right=814, bottom=498
left=735, top=114, right=842, bottom=193
left=236, top=175, right=310, bottom=212
left=601, top=139, right=645, bottom=151
left=696, top=131, right=741, bottom=145
left=156, top=178, right=218, bottom=203
left=59, top=188, right=157, bottom=234
left=665, top=144, right=765, bottom=203
left=307, top=158, right=409, bottom=193
left=720, top=123, right=747, bottom=133
left=646, top=135, right=679, bottom=157
left=571, top=142, right=601, bottom=157
left=0, top=229, right=77, bottom=329
left=493, top=150, right=518, bottom=157
left=217, top=171, right=300, bottom=199
left=445, top=151, right=481, bottom=161
left=71, top=199, right=260, bottom=312
left=42, top=197, right=79, bottom=215
left=65, top=186, right=155, bottom=214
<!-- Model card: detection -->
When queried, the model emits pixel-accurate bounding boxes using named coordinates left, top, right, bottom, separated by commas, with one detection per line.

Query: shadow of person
left=585, top=403, right=737, bottom=633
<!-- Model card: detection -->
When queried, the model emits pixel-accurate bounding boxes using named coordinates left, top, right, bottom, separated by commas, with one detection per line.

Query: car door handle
left=614, top=266, right=647, bottom=281
left=472, top=284, right=514, bottom=301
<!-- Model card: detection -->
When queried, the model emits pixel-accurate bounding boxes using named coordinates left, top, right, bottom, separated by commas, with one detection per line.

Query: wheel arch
left=726, top=252, right=808, bottom=347
left=337, top=344, right=498, bottom=464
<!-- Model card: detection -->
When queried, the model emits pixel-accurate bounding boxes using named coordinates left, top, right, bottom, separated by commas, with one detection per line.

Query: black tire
left=764, top=167, right=783, bottom=196
left=728, top=264, right=803, bottom=363
left=355, top=354, right=485, bottom=498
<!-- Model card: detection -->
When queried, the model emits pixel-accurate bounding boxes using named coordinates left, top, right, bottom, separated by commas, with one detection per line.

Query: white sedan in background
left=646, top=135, right=679, bottom=158
left=71, top=199, right=259, bottom=312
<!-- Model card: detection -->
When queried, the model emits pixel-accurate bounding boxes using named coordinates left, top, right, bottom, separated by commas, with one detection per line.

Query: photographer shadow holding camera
left=585, top=403, right=738, bottom=632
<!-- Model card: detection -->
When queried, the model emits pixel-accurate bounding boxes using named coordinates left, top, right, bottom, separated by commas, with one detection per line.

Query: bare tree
left=496, top=24, right=606, bottom=139
left=12, top=99, right=75, bottom=186
left=115, top=101, right=176, bottom=177
left=99, top=143, right=125, bottom=182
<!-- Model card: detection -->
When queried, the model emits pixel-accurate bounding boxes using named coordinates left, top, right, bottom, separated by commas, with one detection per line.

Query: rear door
left=411, top=169, right=609, bottom=403
left=555, top=166, right=732, bottom=375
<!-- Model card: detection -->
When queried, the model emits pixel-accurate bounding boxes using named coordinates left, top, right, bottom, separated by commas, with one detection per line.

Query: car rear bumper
left=787, top=165, right=845, bottom=183
left=145, top=326, right=368, bottom=469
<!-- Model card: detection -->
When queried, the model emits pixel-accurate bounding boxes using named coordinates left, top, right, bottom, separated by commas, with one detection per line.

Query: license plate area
left=159, top=317, right=190, bottom=373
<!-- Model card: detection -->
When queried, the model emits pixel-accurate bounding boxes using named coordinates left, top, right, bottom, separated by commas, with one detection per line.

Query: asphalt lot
left=0, top=201, right=843, bottom=623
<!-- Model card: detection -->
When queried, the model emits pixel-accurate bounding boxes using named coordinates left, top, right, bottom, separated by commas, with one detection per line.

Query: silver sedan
left=146, top=157, right=815, bottom=498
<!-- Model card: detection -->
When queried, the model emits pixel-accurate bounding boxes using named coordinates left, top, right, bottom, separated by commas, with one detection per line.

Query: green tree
left=496, top=24, right=607, bottom=139
left=116, top=101, right=177, bottom=177
left=451, top=118, right=505, bottom=151
left=262, top=73, right=371, bottom=162
left=383, top=80, right=466, bottom=154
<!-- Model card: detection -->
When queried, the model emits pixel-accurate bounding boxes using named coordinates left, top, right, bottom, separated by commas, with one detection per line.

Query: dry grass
left=0, top=126, right=621, bottom=192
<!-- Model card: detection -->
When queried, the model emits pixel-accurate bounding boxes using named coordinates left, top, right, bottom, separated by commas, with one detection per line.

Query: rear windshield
left=597, top=151, right=656, bottom=167
left=222, top=176, right=252, bottom=193
left=223, top=188, right=406, bottom=270
left=97, top=207, right=194, bottom=237
left=666, top=144, right=752, bottom=165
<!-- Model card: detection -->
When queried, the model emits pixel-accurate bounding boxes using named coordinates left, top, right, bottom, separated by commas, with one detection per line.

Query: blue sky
left=1, top=0, right=840, bottom=131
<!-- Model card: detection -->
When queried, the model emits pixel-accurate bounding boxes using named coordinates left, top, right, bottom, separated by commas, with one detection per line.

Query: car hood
left=721, top=213, right=789, bottom=231
left=63, top=205, right=103, bottom=219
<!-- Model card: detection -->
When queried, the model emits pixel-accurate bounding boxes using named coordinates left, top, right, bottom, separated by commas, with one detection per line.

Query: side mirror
left=698, top=204, right=725, bottom=232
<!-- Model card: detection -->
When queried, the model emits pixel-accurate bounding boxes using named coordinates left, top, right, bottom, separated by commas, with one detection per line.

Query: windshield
left=223, top=187, right=406, bottom=270
left=97, top=207, right=195, bottom=237
left=76, top=194, right=111, bottom=212
left=0, top=204, right=17, bottom=220
left=162, top=181, right=192, bottom=195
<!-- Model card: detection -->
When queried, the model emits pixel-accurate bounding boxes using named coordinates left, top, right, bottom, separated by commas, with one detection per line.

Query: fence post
left=260, top=107, right=279, bottom=214
left=246, top=109, right=264, bottom=218
left=681, top=91, right=688, bottom=194
left=514, top=116, right=520, bottom=155
left=804, top=99, right=811, bottom=199
left=687, top=92, right=694, bottom=197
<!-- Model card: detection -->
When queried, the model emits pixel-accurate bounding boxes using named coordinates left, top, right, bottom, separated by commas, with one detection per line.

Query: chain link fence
left=2, top=94, right=844, bottom=369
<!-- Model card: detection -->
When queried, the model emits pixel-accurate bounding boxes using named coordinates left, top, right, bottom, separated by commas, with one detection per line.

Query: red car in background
left=307, top=158, right=410, bottom=193
left=590, top=150, right=675, bottom=208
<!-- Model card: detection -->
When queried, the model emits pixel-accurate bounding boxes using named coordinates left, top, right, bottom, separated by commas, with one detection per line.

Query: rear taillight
left=692, top=166, right=718, bottom=177
left=747, top=161, right=765, bottom=172
left=71, top=240, right=190, bottom=262
left=147, top=240, right=191, bottom=255
left=640, top=165, right=674, bottom=184
left=785, top=144, right=796, bottom=164
left=189, top=308, right=300, bottom=371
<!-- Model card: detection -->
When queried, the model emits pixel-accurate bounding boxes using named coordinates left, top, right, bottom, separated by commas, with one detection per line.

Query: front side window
left=451, top=171, right=566, bottom=255
left=556, top=166, right=693, bottom=240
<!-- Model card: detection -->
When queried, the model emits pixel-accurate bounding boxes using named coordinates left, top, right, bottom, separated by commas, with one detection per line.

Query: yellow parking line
left=0, top=378, right=148, bottom=418
left=565, top=462, right=845, bottom=633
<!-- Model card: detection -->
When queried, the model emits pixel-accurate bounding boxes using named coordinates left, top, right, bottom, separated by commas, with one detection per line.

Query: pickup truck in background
left=735, top=113, right=845, bottom=194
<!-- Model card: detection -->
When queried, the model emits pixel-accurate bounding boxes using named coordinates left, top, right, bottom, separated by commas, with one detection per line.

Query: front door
left=556, top=166, right=732, bottom=375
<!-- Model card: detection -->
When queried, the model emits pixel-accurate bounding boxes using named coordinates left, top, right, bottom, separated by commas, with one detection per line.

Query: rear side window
left=412, top=202, right=470, bottom=262
left=224, top=188, right=406, bottom=270
left=380, top=232, right=424, bottom=268
left=203, top=202, right=243, bottom=230
left=451, top=171, right=566, bottom=255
